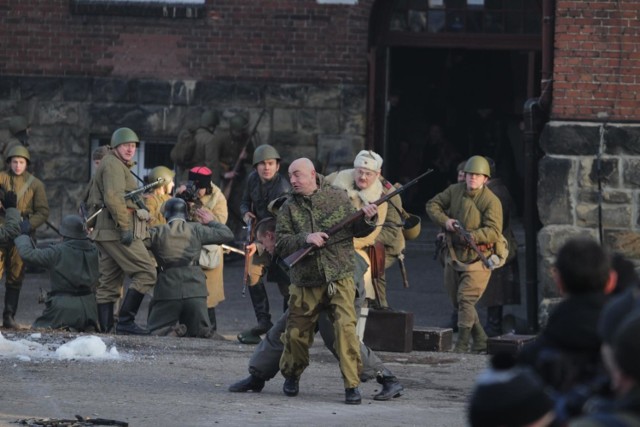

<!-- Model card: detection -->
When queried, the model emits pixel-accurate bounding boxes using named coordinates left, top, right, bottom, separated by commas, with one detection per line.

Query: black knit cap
left=468, top=353, right=554, bottom=427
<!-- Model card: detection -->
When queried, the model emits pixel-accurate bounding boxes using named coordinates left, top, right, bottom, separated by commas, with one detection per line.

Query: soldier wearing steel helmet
left=0, top=144, right=49, bottom=329
left=87, top=127, right=157, bottom=335
left=14, top=215, right=99, bottom=331
left=426, top=155, right=503, bottom=354
left=145, top=197, right=233, bottom=337
left=0, top=116, right=30, bottom=170
left=144, top=166, right=175, bottom=227
left=237, top=144, right=291, bottom=344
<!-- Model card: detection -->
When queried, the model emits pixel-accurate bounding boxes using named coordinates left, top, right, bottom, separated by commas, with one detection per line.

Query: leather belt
left=48, top=288, right=93, bottom=297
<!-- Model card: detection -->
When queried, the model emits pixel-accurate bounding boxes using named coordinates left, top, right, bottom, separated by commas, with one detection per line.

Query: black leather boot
left=484, top=305, right=503, bottom=337
left=248, top=282, right=273, bottom=335
left=2, top=287, right=21, bottom=329
left=345, top=387, right=362, bottom=405
left=228, top=375, right=266, bottom=393
left=283, top=377, right=299, bottom=396
left=374, top=368, right=404, bottom=401
left=116, top=289, right=149, bottom=335
left=208, top=307, right=217, bottom=332
left=97, top=302, right=114, bottom=333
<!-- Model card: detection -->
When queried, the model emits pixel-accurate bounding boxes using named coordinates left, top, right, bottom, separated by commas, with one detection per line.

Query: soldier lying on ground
left=228, top=217, right=404, bottom=401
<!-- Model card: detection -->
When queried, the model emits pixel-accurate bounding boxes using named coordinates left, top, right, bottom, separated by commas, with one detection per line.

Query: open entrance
left=384, top=47, right=539, bottom=213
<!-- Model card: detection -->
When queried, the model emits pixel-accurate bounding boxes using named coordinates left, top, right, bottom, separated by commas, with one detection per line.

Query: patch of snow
left=0, top=332, right=123, bottom=361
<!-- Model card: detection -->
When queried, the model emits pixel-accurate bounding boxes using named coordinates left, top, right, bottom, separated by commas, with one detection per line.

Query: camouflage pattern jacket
left=275, top=174, right=374, bottom=287
left=426, top=181, right=502, bottom=264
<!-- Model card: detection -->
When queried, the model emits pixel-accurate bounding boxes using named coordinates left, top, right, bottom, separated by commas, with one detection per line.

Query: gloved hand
left=136, top=209, right=150, bottom=221
left=120, top=229, right=133, bottom=246
left=20, top=220, right=31, bottom=235
left=2, top=191, right=17, bottom=209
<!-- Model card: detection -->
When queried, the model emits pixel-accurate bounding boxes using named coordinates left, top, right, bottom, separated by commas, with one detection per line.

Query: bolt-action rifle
left=84, top=178, right=164, bottom=225
left=222, top=109, right=267, bottom=200
left=242, top=217, right=256, bottom=297
left=452, top=220, right=497, bottom=270
left=282, top=169, right=433, bottom=269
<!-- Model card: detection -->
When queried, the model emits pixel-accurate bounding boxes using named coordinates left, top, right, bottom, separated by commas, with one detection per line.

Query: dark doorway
left=383, top=47, right=538, bottom=214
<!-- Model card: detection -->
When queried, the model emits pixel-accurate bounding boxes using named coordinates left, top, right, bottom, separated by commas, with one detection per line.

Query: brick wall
left=0, top=0, right=372, bottom=84
left=552, top=0, right=640, bottom=121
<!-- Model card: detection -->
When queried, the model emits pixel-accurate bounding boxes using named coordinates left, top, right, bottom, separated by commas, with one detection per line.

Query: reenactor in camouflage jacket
left=275, top=158, right=378, bottom=405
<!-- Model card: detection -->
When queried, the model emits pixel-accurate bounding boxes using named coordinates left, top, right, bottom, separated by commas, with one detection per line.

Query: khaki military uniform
left=14, top=234, right=99, bottom=331
left=325, top=169, right=389, bottom=304
left=144, top=193, right=171, bottom=227
left=375, top=182, right=406, bottom=308
left=0, top=170, right=50, bottom=291
left=146, top=219, right=233, bottom=336
left=88, top=152, right=157, bottom=304
left=276, top=175, right=374, bottom=388
left=195, top=183, right=228, bottom=308
left=426, top=182, right=502, bottom=329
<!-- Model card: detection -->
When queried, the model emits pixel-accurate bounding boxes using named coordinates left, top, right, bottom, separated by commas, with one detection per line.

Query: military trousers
left=94, top=239, right=157, bottom=304
left=250, top=307, right=384, bottom=382
left=279, top=277, right=362, bottom=389
left=147, top=297, right=210, bottom=337
left=444, top=262, right=491, bottom=329
left=0, top=245, right=25, bottom=289
left=33, top=294, right=98, bottom=331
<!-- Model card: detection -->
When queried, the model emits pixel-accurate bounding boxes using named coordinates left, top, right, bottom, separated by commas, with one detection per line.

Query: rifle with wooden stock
left=242, top=217, right=256, bottom=297
left=452, top=220, right=497, bottom=270
left=222, top=109, right=267, bottom=200
left=282, top=169, right=433, bottom=269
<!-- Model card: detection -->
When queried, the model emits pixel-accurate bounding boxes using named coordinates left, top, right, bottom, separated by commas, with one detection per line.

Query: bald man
left=275, top=158, right=378, bottom=404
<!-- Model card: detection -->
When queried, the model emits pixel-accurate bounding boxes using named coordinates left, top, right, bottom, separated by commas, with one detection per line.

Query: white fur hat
left=353, top=150, right=383, bottom=171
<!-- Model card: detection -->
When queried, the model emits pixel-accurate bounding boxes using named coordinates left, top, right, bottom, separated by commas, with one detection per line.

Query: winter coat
left=88, top=152, right=140, bottom=241
left=147, top=220, right=233, bottom=301
left=14, top=234, right=99, bottom=330
left=240, top=170, right=291, bottom=221
left=0, top=170, right=49, bottom=231
left=275, top=174, right=374, bottom=287
left=426, top=181, right=502, bottom=264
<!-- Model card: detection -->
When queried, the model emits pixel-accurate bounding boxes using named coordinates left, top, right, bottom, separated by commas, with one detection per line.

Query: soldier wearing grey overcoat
left=14, top=215, right=99, bottom=331
left=145, top=199, right=233, bottom=337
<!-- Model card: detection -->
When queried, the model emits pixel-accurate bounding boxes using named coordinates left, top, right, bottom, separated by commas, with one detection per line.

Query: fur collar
left=330, top=169, right=383, bottom=206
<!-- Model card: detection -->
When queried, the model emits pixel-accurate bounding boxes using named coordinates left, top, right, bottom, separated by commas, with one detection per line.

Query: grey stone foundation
left=537, top=120, right=640, bottom=319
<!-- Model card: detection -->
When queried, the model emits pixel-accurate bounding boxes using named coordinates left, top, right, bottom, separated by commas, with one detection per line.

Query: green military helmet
left=463, top=155, right=491, bottom=178
left=110, top=127, right=139, bottom=148
left=149, top=165, right=175, bottom=185
left=200, top=110, right=220, bottom=129
left=60, top=215, right=87, bottom=240
left=252, top=144, right=281, bottom=166
left=5, top=145, right=30, bottom=164
left=8, top=116, right=29, bottom=135
left=229, top=114, right=249, bottom=131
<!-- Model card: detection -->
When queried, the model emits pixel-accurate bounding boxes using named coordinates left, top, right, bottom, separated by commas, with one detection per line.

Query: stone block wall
left=537, top=121, right=640, bottom=297
left=0, top=76, right=366, bottom=238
